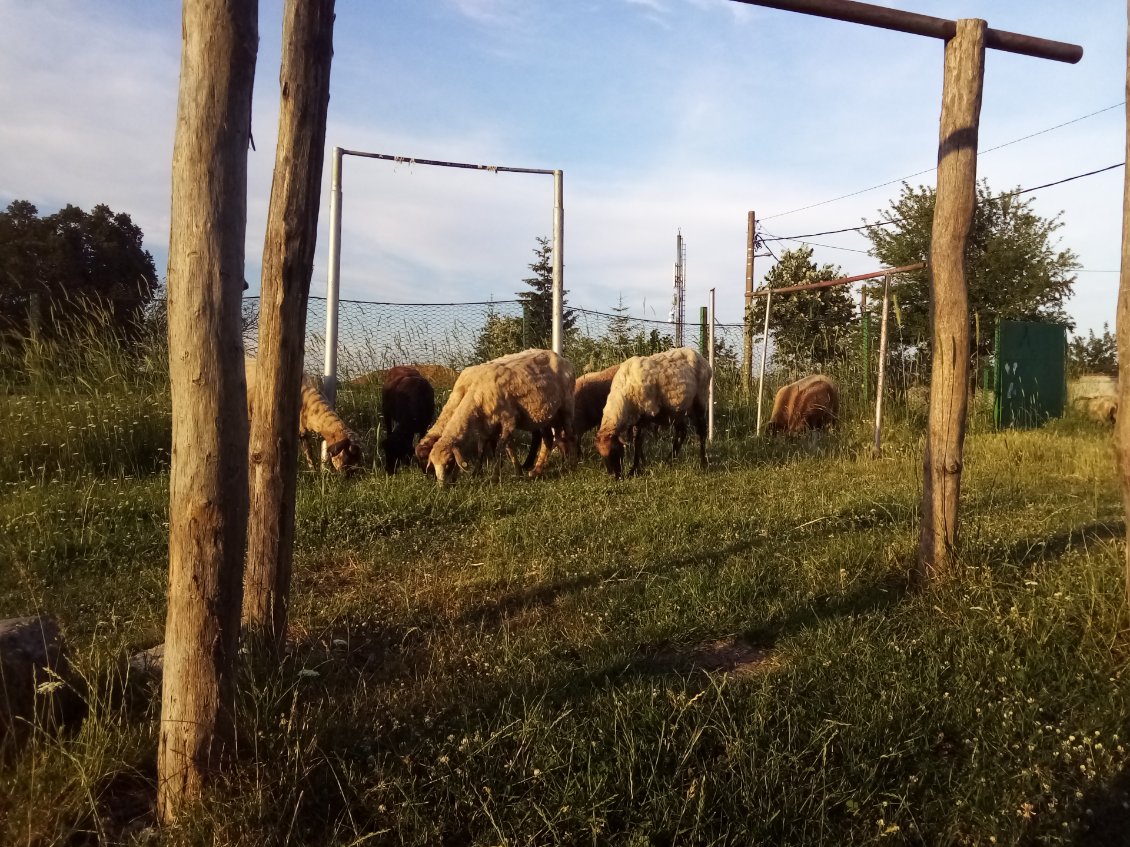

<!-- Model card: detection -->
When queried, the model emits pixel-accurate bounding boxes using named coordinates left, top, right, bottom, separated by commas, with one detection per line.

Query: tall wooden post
left=159, top=0, right=257, bottom=824
left=743, top=210, right=756, bottom=393
left=917, top=18, right=985, bottom=581
left=244, top=0, right=336, bottom=649
left=872, top=275, right=891, bottom=457
left=1117, top=2, right=1130, bottom=606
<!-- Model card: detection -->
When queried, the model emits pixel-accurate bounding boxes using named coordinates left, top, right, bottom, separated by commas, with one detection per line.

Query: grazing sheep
left=573, top=364, right=621, bottom=438
left=1075, top=394, right=1118, bottom=425
left=245, top=357, right=364, bottom=474
left=379, top=366, right=436, bottom=474
left=767, top=374, right=839, bottom=435
left=424, top=349, right=576, bottom=484
left=594, top=347, right=711, bottom=479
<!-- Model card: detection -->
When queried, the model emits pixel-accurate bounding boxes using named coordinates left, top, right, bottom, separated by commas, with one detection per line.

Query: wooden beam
left=749, top=262, right=924, bottom=296
left=731, top=0, right=1082, bottom=64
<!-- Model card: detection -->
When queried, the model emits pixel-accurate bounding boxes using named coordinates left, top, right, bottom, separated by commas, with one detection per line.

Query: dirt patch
left=642, top=637, right=779, bottom=677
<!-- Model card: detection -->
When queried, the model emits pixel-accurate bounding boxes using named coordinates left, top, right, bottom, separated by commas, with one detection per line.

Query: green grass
left=1, top=347, right=1128, bottom=845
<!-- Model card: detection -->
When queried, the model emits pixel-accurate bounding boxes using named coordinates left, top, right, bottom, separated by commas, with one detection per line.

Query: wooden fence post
left=917, top=18, right=986, bottom=582
left=158, top=0, right=257, bottom=824
left=1116, top=2, right=1130, bottom=607
left=244, top=0, right=336, bottom=650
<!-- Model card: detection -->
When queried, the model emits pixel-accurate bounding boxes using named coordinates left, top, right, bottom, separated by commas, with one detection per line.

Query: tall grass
left=1, top=321, right=1127, bottom=845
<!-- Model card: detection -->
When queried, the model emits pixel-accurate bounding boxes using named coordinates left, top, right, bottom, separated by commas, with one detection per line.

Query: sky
left=0, top=0, right=1125, bottom=335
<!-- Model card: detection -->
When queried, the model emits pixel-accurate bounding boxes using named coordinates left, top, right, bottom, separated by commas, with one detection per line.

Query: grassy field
left=1, top=344, right=1128, bottom=846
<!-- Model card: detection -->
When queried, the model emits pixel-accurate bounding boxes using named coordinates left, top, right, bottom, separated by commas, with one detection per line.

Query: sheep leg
left=691, top=400, right=708, bottom=468
left=628, top=428, right=647, bottom=478
left=522, top=431, right=542, bottom=471
left=529, top=428, right=554, bottom=478
left=300, top=433, right=319, bottom=470
left=670, top=416, right=688, bottom=459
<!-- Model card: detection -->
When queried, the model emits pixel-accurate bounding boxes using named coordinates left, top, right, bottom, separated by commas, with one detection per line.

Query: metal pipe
left=337, top=149, right=556, bottom=175
left=729, top=0, right=1082, bottom=63
left=708, top=287, right=716, bottom=442
left=755, top=289, right=773, bottom=435
left=872, top=274, right=891, bottom=457
left=552, top=169, right=564, bottom=355
left=322, top=145, right=343, bottom=407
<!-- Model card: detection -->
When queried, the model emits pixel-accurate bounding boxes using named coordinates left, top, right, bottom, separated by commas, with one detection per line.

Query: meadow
left=1, top=329, right=1128, bottom=846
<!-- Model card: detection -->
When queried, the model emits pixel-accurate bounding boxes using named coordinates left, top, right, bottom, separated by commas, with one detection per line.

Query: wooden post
left=917, top=18, right=985, bottom=582
left=860, top=285, right=870, bottom=401
left=708, top=287, right=716, bottom=441
left=872, top=274, right=891, bottom=457
left=244, top=0, right=336, bottom=649
left=1117, top=4, right=1130, bottom=607
left=159, top=0, right=257, bottom=824
left=743, top=210, right=756, bottom=394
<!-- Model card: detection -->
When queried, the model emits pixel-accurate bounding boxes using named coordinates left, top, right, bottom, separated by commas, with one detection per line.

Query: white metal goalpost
left=320, top=145, right=565, bottom=406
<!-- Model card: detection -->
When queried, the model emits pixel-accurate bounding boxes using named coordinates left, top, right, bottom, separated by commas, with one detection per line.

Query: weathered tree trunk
left=243, top=0, right=336, bottom=650
left=917, top=18, right=985, bottom=582
left=1117, top=3, right=1130, bottom=607
left=158, top=0, right=257, bottom=824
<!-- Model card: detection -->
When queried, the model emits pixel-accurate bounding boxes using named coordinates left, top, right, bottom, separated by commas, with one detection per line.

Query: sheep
left=245, top=357, right=364, bottom=474
left=424, top=349, right=576, bottom=484
left=767, top=374, right=839, bottom=435
left=594, top=347, right=711, bottom=479
left=573, top=364, right=621, bottom=438
left=1074, top=394, right=1118, bottom=425
left=379, top=366, right=435, bottom=474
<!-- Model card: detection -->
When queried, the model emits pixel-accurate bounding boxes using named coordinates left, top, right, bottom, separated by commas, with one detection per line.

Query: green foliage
left=0, top=200, right=159, bottom=342
left=864, top=181, right=1079, bottom=353
left=762, top=246, right=855, bottom=371
left=515, top=235, right=575, bottom=350
left=1069, top=323, right=1117, bottom=377
left=472, top=306, right=525, bottom=362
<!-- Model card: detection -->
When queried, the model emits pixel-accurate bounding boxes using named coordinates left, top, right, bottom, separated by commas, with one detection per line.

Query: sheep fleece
left=599, top=347, right=711, bottom=435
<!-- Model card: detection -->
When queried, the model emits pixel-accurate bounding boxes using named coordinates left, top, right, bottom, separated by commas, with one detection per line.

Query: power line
left=761, top=161, right=1126, bottom=244
left=761, top=102, right=1125, bottom=222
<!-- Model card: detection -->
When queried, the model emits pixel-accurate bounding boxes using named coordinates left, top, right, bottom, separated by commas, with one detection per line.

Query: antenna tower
left=670, top=229, right=686, bottom=346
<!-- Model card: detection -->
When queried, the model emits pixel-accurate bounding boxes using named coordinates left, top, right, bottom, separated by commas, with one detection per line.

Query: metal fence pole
left=872, top=274, right=891, bottom=457
left=708, top=287, right=716, bottom=442
left=552, top=169, right=564, bottom=355
left=322, top=146, right=343, bottom=403
left=755, top=289, right=773, bottom=435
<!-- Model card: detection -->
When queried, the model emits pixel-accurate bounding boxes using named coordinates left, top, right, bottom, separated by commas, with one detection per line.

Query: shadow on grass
left=998, top=520, right=1124, bottom=571
left=1073, top=758, right=1130, bottom=846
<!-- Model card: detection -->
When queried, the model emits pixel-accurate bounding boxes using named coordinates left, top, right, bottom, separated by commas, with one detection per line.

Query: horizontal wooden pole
left=750, top=262, right=924, bottom=296
left=731, top=0, right=1082, bottom=64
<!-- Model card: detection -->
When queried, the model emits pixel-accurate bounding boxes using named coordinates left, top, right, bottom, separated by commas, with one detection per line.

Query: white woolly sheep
left=594, top=347, right=711, bottom=479
left=245, top=357, right=364, bottom=474
left=425, top=349, right=576, bottom=484
left=767, top=374, right=839, bottom=435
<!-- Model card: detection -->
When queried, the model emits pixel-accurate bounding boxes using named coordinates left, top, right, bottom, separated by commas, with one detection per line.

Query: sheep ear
left=327, top=438, right=349, bottom=458
left=617, top=432, right=629, bottom=446
left=425, top=458, right=435, bottom=476
left=452, top=446, right=470, bottom=471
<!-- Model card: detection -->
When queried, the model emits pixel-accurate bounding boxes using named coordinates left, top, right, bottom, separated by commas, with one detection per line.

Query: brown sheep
left=379, top=366, right=436, bottom=474
left=767, top=374, right=839, bottom=435
left=245, top=357, right=364, bottom=474
left=573, top=364, right=621, bottom=438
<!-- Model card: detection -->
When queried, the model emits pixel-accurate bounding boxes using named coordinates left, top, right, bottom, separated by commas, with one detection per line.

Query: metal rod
left=743, top=210, right=756, bottom=393
left=729, top=0, right=1082, bottom=64
left=552, top=169, right=564, bottom=355
left=708, top=287, right=716, bottom=442
left=755, top=289, right=773, bottom=435
left=339, top=149, right=556, bottom=175
left=322, top=145, right=343, bottom=406
left=872, top=274, right=891, bottom=457
left=749, top=262, right=925, bottom=297
left=861, top=285, right=870, bottom=402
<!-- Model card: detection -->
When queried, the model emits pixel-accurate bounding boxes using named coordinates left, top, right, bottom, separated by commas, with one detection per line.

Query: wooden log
left=1118, top=3, right=1130, bottom=606
left=917, top=18, right=985, bottom=582
left=158, top=0, right=257, bottom=824
left=244, top=0, right=336, bottom=650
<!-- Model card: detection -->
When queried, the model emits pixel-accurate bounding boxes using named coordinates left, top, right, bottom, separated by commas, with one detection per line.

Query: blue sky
left=0, top=0, right=1124, bottom=334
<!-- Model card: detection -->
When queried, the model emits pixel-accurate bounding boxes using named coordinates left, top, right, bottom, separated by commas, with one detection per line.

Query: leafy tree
left=517, top=235, right=575, bottom=349
left=473, top=305, right=524, bottom=362
left=864, top=181, right=1079, bottom=355
left=0, top=200, right=158, bottom=340
left=1069, top=323, right=1117, bottom=377
left=763, top=246, right=854, bottom=371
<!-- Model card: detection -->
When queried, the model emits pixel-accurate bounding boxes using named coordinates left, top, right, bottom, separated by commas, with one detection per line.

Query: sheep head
left=326, top=437, right=363, bottom=474
left=594, top=428, right=626, bottom=479
left=427, top=437, right=471, bottom=485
